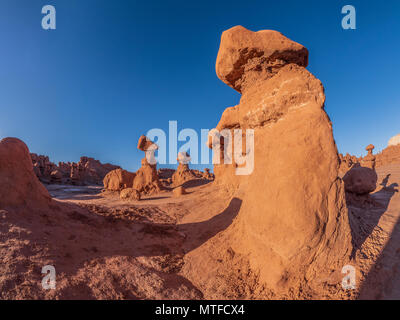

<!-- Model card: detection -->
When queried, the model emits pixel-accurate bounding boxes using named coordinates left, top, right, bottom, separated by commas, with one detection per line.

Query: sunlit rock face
left=183, top=26, right=352, bottom=297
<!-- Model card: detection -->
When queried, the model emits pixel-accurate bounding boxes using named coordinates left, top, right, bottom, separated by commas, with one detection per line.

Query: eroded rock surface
left=183, top=26, right=352, bottom=298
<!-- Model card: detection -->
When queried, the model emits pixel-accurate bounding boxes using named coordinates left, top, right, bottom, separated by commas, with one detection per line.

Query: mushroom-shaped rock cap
left=177, top=151, right=191, bottom=164
left=137, top=135, right=158, bottom=151
left=216, top=25, right=308, bottom=93
left=366, top=144, right=375, bottom=152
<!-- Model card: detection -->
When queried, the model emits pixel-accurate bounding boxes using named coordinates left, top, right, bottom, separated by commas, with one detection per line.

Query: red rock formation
left=361, top=144, right=376, bottom=170
left=183, top=26, right=352, bottom=297
left=343, top=166, right=377, bottom=195
left=103, top=168, right=136, bottom=191
left=31, top=154, right=120, bottom=186
left=0, top=138, right=51, bottom=210
left=133, top=136, right=162, bottom=195
left=30, top=153, right=58, bottom=182
left=172, top=152, right=196, bottom=186
left=375, top=144, right=400, bottom=167
left=120, top=188, right=141, bottom=201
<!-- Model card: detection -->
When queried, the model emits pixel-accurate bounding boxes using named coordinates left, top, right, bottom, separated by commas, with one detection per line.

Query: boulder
left=103, top=168, right=136, bottom=191
left=216, top=25, right=308, bottom=93
left=120, top=188, right=141, bottom=201
left=343, top=166, right=378, bottom=195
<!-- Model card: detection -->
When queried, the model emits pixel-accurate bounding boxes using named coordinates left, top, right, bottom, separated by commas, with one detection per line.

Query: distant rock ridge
left=31, top=153, right=120, bottom=186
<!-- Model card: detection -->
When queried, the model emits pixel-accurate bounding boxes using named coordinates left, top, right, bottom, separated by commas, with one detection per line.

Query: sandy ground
left=1, top=164, right=400, bottom=299
left=350, top=164, right=400, bottom=299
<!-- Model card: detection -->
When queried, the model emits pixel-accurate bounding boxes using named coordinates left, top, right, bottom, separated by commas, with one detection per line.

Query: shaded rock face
left=343, top=166, right=377, bottom=195
left=0, top=138, right=51, bottom=210
left=339, top=153, right=360, bottom=176
left=31, top=154, right=120, bottom=186
left=103, top=168, right=136, bottom=191
left=133, top=137, right=162, bottom=195
left=31, top=154, right=57, bottom=180
left=184, top=26, right=352, bottom=296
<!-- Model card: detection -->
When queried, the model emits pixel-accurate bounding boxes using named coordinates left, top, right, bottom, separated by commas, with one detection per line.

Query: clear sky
left=0, top=0, right=399, bottom=171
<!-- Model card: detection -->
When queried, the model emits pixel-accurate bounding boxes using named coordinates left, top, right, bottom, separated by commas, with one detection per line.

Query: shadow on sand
left=7, top=194, right=241, bottom=298
left=345, top=173, right=400, bottom=299
left=347, top=179, right=398, bottom=260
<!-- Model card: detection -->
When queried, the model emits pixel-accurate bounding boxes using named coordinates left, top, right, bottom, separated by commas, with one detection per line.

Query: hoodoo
left=182, top=26, right=353, bottom=298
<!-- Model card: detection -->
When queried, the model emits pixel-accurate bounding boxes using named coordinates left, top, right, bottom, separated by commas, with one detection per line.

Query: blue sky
left=0, top=0, right=399, bottom=171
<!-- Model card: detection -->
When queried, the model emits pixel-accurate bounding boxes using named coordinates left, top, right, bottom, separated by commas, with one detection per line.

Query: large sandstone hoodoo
left=0, top=138, right=51, bottom=210
left=183, top=26, right=352, bottom=297
left=132, top=136, right=162, bottom=195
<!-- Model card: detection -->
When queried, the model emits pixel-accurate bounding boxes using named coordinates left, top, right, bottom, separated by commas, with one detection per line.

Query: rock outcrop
left=0, top=138, right=51, bottom=210
left=183, top=26, right=352, bottom=297
left=103, top=168, right=136, bottom=191
left=120, top=188, right=141, bottom=201
left=343, top=166, right=377, bottom=195
left=172, top=152, right=196, bottom=186
left=132, top=136, right=162, bottom=195
left=31, top=154, right=120, bottom=186
left=361, top=144, right=376, bottom=170
left=376, top=144, right=400, bottom=168
left=339, top=153, right=360, bottom=176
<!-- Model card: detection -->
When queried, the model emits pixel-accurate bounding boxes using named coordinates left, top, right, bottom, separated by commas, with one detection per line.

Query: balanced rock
left=133, top=136, right=162, bottom=195
left=103, top=168, right=136, bottom=191
left=120, top=188, right=141, bottom=201
left=343, top=166, right=377, bottom=195
left=361, top=144, right=376, bottom=170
